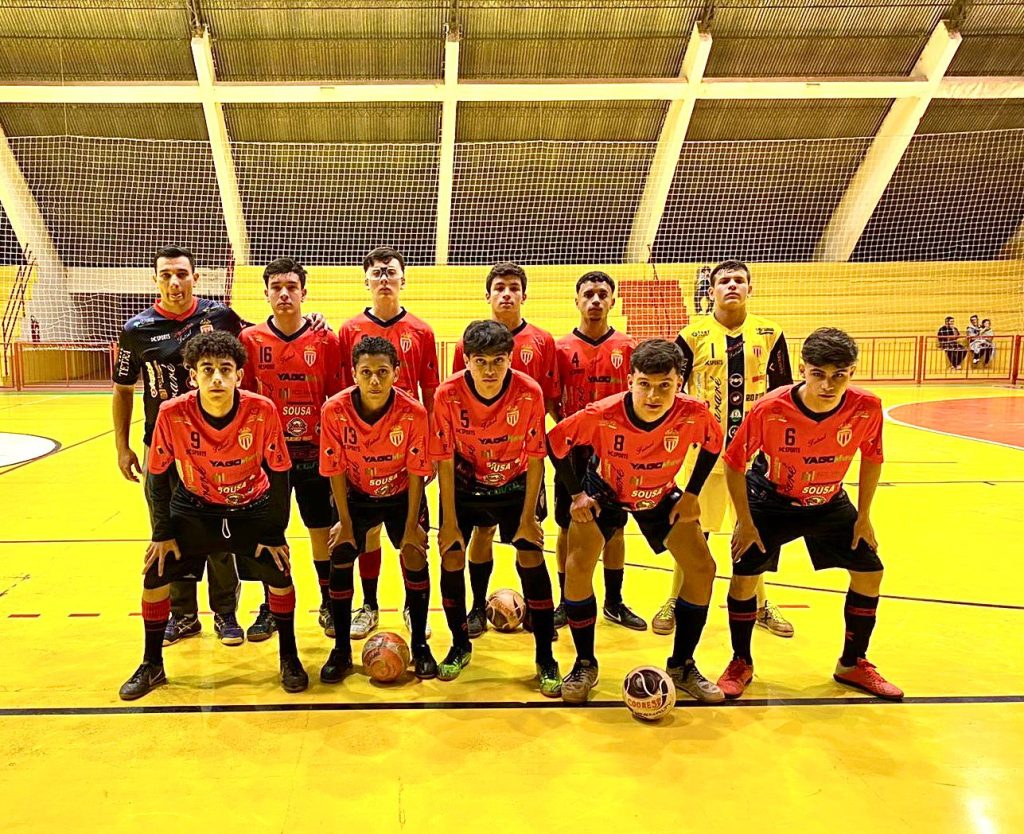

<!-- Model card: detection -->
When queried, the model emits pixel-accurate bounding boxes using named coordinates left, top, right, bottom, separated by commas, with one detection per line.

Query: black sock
left=262, top=583, right=269, bottom=607
left=670, top=597, right=709, bottom=666
left=518, top=562, right=555, bottom=663
left=141, top=597, right=169, bottom=666
left=468, top=560, right=493, bottom=612
left=268, top=588, right=298, bottom=659
left=604, top=567, right=624, bottom=608
left=564, top=596, right=598, bottom=664
left=329, top=549, right=356, bottom=656
left=440, top=567, right=470, bottom=649
left=727, top=595, right=758, bottom=664
left=841, top=590, right=878, bottom=666
left=557, top=570, right=566, bottom=603
left=314, top=559, right=331, bottom=608
left=361, top=578, right=379, bottom=611
left=403, top=564, right=430, bottom=648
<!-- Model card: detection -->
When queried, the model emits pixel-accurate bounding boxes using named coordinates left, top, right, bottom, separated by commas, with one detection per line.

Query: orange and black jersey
left=319, top=386, right=432, bottom=498
left=429, top=369, right=546, bottom=489
left=114, top=298, right=244, bottom=444
left=240, top=318, right=342, bottom=462
left=723, top=384, right=884, bottom=507
left=337, top=309, right=439, bottom=403
left=548, top=392, right=723, bottom=511
left=452, top=320, right=560, bottom=402
left=555, top=328, right=634, bottom=418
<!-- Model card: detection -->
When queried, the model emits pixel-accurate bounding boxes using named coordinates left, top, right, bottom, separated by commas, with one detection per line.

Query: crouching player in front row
left=718, top=328, right=903, bottom=701
left=119, top=332, right=307, bottom=700
left=318, top=336, right=437, bottom=683
left=548, top=339, right=726, bottom=704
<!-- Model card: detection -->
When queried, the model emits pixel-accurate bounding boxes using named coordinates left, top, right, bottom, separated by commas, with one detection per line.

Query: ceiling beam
left=435, top=28, right=460, bottom=266
left=815, top=21, right=962, bottom=263
left=626, top=24, right=712, bottom=263
left=191, top=27, right=250, bottom=266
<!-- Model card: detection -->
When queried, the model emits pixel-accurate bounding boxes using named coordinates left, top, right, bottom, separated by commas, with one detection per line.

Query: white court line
left=0, top=394, right=69, bottom=412
left=884, top=403, right=1024, bottom=453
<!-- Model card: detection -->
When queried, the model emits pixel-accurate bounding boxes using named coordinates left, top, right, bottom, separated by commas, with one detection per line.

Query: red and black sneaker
left=833, top=658, right=904, bottom=701
left=717, top=657, right=754, bottom=699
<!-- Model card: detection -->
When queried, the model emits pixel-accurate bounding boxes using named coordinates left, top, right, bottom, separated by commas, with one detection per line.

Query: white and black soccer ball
left=622, top=666, right=676, bottom=721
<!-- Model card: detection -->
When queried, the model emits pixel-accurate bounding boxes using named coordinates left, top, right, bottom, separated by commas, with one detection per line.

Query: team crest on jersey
left=663, top=431, right=680, bottom=453
left=390, top=426, right=404, bottom=447
left=400, top=334, right=413, bottom=353
left=519, top=345, right=534, bottom=364
left=506, top=406, right=520, bottom=426
left=200, top=319, right=214, bottom=334
left=836, top=425, right=853, bottom=447
left=610, top=349, right=624, bottom=369
left=238, top=428, right=254, bottom=450
left=304, top=347, right=317, bottom=367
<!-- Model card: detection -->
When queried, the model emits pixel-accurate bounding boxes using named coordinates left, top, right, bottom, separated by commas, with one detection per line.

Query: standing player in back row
left=718, top=328, right=902, bottom=701
left=452, top=263, right=561, bottom=637
left=652, top=260, right=796, bottom=640
left=240, top=258, right=342, bottom=643
left=337, top=247, right=440, bottom=641
left=552, top=271, right=646, bottom=632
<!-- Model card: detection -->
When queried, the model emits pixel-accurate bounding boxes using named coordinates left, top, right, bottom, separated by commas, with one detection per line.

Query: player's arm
left=671, top=406, right=724, bottom=524
left=722, top=414, right=766, bottom=560
left=675, top=334, right=695, bottom=391
left=238, top=331, right=259, bottom=392
left=513, top=456, right=545, bottom=549
left=767, top=332, right=794, bottom=389
left=112, top=331, right=143, bottom=481
left=142, top=413, right=181, bottom=575
left=328, top=473, right=357, bottom=555
left=420, top=328, right=440, bottom=417
left=254, top=411, right=293, bottom=570
left=401, top=474, right=428, bottom=556
left=851, top=404, right=885, bottom=551
left=547, top=408, right=599, bottom=524
left=421, top=387, right=436, bottom=418
left=436, top=458, right=464, bottom=554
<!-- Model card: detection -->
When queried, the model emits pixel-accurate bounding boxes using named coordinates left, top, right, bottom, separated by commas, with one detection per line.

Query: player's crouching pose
left=318, top=336, right=437, bottom=683
left=718, top=328, right=903, bottom=701
left=119, top=332, right=307, bottom=700
left=548, top=339, right=726, bottom=705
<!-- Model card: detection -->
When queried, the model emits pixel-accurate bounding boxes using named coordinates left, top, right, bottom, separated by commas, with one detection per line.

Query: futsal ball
left=362, top=631, right=411, bottom=683
left=485, top=588, right=526, bottom=632
left=622, top=666, right=676, bottom=721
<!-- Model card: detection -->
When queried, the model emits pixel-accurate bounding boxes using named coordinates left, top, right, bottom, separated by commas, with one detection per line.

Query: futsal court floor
left=1, top=384, right=1022, bottom=833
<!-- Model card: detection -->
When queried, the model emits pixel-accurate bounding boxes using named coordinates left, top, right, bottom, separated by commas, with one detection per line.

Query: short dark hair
left=363, top=247, right=405, bottom=271
left=945, top=315, right=954, bottom=323
left=463, top=320, right=514, bottom=357
left=182, top=331, right=246, bottom=370
left=709, top=259, right=750, bottom=285
left=352, top=335, right=398, bottom=369
left=630, top=339, right=684, bottom=375
left=575, top=271, right=616, bottom=293
left=485, top=262, right=527, bottom=294
left=263, top=257, right=307, bottom=287
left=982, top=318, right=991, bottom=326
left=801, top=327, right=858, bottom=368
left=153, top=246, right=195, bottom=273
left=969, top=314, right=979, bottom=321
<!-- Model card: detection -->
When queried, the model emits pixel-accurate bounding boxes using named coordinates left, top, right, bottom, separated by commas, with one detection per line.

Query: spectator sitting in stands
left=937, top=316, right=966, bottom=370
left=972, top=319, right=995, bottom=367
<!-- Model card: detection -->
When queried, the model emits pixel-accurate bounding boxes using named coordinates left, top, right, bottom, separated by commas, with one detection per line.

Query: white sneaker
left=403, top=605, right=431, bottom=640
left=349, top=604, right=379, bottom=640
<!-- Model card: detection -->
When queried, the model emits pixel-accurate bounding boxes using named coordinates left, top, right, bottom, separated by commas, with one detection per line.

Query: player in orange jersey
left=337, top=247, right=440, bottom=642
left=430, top=320, right=561, bottom=696
left=240, top=258, right=343, bottom=643
left=119, top=332, right=307, bottom=700
left=552, top=271, right=645, bottom=631
left=451, top=263, right=561, bottom=638
left=718, top=328, right=902, bottom=701
left=548, top=340, right=725, bottom=705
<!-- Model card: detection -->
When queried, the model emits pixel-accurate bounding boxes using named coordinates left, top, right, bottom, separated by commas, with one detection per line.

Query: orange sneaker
left=717, top=657, right=754, bottom=699
left=833, top=658, right=904, bottom=701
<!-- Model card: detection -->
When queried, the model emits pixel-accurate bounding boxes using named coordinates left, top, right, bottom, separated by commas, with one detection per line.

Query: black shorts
left=554, top=446, right=592, bottom=530
left=447, top=475, right=548, bottom=551
left=144, top=495, right=291, bottom=590
left=291, top=459, right=335, bottom=529
left=732, top=479, right=885, bottom=576
left=591, top=488, right=681, bottom=555
left=345, top=489, right=430, bottom=555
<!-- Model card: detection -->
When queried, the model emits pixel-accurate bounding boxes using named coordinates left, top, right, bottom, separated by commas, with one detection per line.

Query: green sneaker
left=437, top=645, right=472, bottom=681
left=536, top=659, right=562, bottom=698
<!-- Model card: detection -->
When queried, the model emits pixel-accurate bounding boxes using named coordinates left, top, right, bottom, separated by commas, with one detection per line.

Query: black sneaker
left=319, top=649, right=352, bottom=684
left=413, top=644, right=439, bottom=680
left=318, top=605, right=336, bottom=638
left=246, top=604, right=277, bottom=643
left=280, top=655, right=309, bottom=693
left=214, top=612, right=244, bottom=646
left=437, top=644, right=473, bottom=681
left=118, top=661, right=167, bottom=701
left=162, top=613, right=201, bottom=647
left=467, top=606, right=488, bottom=639
left=553, top=601, right=567, bottom=629
left=603, top=602, right=648, bottom=631
left=522, top=607, right=559, bottom=641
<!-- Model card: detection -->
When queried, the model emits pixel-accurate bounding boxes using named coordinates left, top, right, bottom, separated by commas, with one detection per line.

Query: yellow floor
left=1, top=384, right=1023, bottom=833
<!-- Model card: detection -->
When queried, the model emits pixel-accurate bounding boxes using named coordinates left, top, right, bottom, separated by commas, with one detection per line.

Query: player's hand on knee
left=328, top=520, right=356, bottom=552
left=514, top=517, right=544, bottom=549
left=731, top=520, right=765, bottom=562
left=143, top=539, right=180, bottom=576
left=258, top=543, right=291, bottom=573
left=669, top=492, right=700, bottom=525
left=570, top=492, right=599, bottom=524
left=401, top=524, right=428, bottom=557
left=438, top=523, right=465, bottom=555
left=119, top=447, right=142, bottom=483
left=851, top=515, right=878, bottom=551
